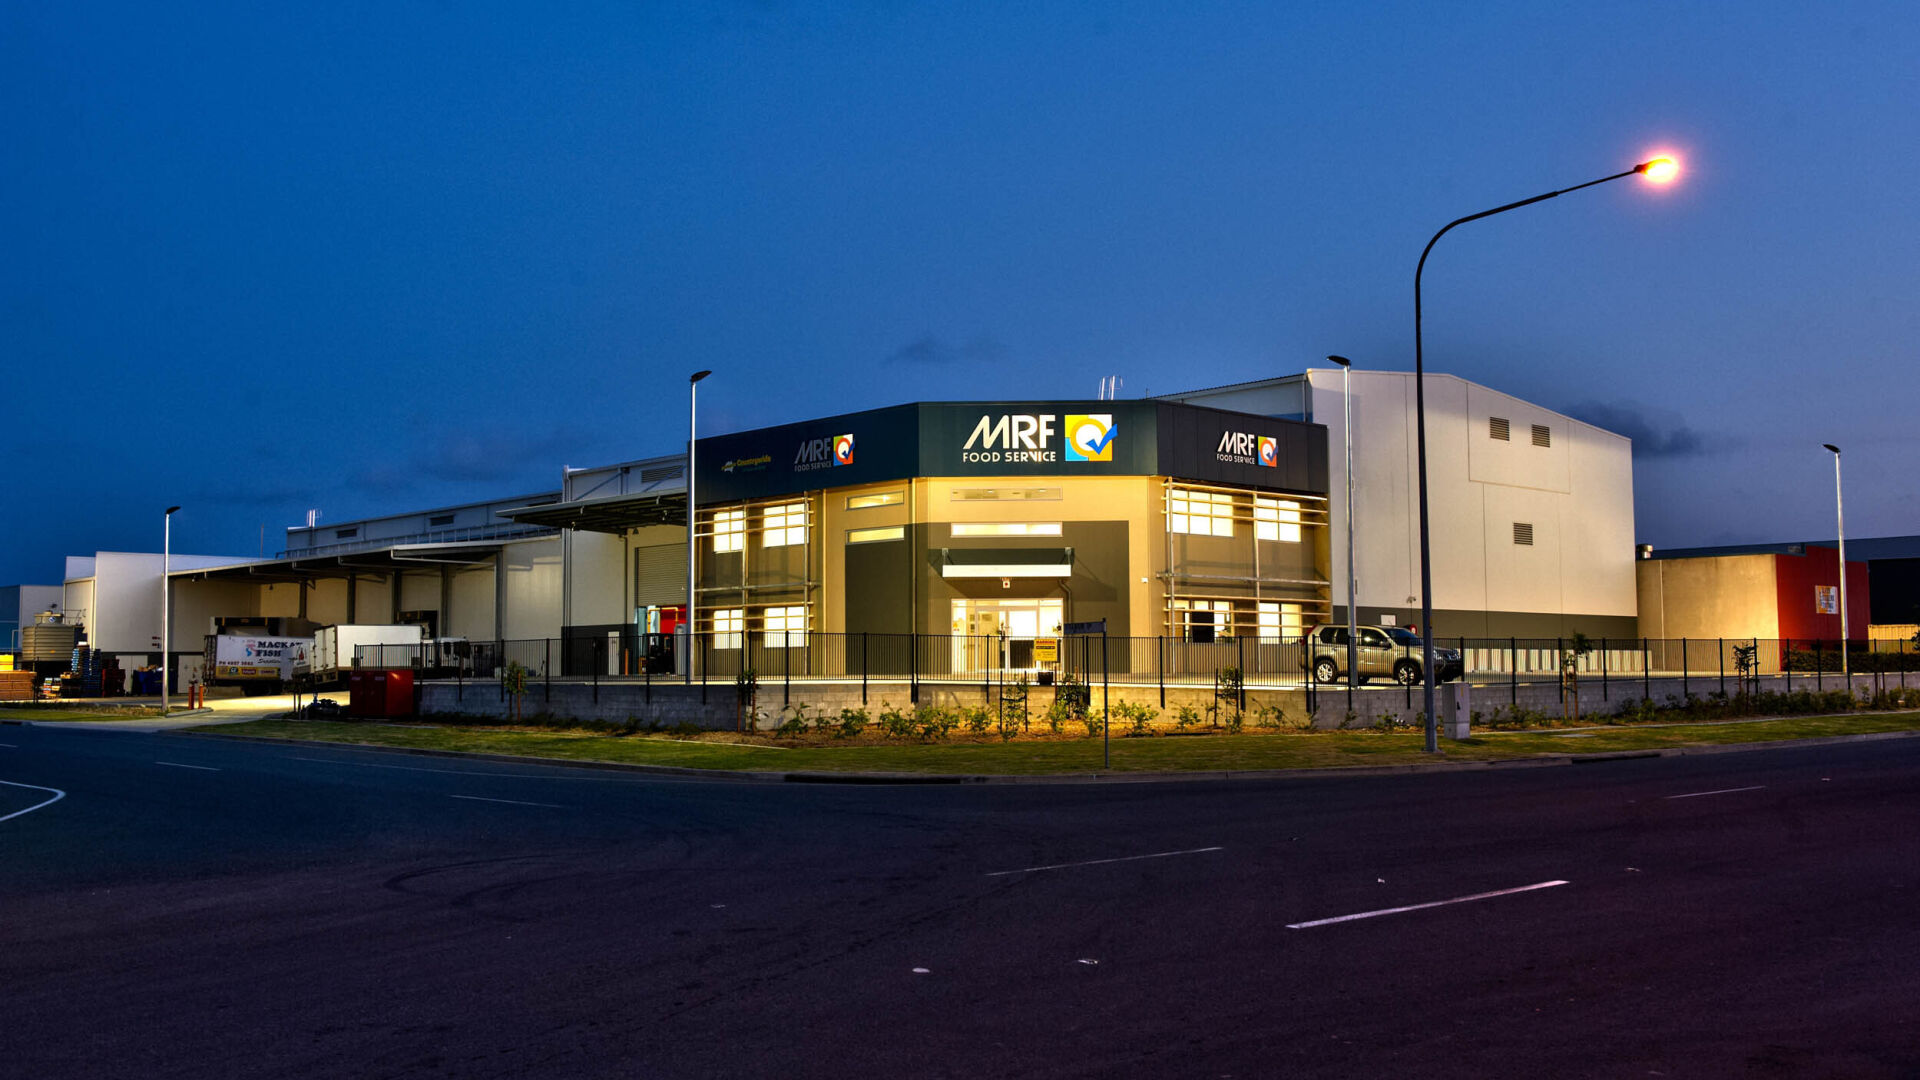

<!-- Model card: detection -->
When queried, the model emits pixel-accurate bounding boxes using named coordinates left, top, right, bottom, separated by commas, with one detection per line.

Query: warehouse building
left=1637, top=540, right=1871, bottom=643
left=1, top=584, right=65, bottom=651
left=1164, top=368, right=1638, bottom=638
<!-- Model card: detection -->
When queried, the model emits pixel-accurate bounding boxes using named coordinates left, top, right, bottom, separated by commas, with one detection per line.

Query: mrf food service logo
left=1216, top=430, right=1278, bottom=468
left=962, top=412, right=1115, bottom=464
left=794, top=433, right=855, bottom=473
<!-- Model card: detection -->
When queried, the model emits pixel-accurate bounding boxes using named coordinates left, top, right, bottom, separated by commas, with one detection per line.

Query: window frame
left=762, top=501, right=806, bottom=548
left=712, top=509, right=745, bottom=553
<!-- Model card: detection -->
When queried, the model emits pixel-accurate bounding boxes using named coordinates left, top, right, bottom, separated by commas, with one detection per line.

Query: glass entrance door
left=950, top=599, right=1064, bottom=673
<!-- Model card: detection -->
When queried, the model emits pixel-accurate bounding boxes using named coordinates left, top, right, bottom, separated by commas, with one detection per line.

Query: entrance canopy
left=497, top=490, right=687, bottom=535
left=169, top=540, right=517, bottom=584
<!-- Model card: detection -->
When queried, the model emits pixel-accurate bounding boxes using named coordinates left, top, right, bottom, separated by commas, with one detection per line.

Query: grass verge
left=191, top=711, right=1920, bottom=776
left=0, top=707, right=165, bottom=721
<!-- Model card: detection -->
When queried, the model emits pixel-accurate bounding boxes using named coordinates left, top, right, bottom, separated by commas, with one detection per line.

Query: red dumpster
left=348, top=669, right=416, bottom=719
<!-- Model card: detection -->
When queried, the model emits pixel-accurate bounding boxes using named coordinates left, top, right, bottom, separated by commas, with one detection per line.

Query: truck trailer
left=203, top=634, right=313, bottom=696
left=306, top=624, right=427, bottom=687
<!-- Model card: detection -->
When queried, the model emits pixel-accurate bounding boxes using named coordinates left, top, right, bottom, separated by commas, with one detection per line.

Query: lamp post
left=686, top=370, right=712, bottom=684
left=1413, top=156, right=1678, bottom=752
left=1327, top=356, right=1358, bottom=698
left=1824, top=443, right=1848, bottom=679
left=162, top=505, right=180, bottom=711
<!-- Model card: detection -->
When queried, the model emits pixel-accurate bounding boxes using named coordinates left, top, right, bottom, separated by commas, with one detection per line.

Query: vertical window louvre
left=1531, top=424, right=1551, bottom=447
left=1513, top=522, right=1535, bottom=546
left=1489, top=417, right=1510, bottom=441
left=1168, top=489, right=1236, bottom=536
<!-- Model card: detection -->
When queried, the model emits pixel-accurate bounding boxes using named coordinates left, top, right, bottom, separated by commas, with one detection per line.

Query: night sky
left=5, top=2, right=1916, bottom=584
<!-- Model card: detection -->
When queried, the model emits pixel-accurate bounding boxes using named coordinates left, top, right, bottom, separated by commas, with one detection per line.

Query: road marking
left=280, top=754, right=708, bottom=785
left=985, top=846, right=1224, bottom=877
left=1287, top=880, right=1569, bottom=930
left=449, top=794, right=565, bottom=809
left=0, top=742, right=16, bottom=748
left=155, top=761, right=221, bottom=771
left=1664, top=785, right=1765, bottom=800
left=0, top=780, right=66, bottom=824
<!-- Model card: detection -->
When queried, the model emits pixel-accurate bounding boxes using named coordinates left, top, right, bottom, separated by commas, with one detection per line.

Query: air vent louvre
left=1489, top=417, right=1510, bottom=441
left=1513, top=522, right=1534, bottom=546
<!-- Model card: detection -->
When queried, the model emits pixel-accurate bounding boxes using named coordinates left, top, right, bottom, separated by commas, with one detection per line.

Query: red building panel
left=1773, top=546, right=1870, bottom=641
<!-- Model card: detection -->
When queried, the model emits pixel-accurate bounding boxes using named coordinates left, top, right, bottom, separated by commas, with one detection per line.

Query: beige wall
left=501, top=537, right=562, bottom=640
left=1636, top=555, right=1779, bottom=640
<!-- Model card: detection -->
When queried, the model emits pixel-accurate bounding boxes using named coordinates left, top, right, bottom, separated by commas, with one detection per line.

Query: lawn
left=191, top=710, right=1920, bottom=776
left=0, top=707, right=165, bottom=721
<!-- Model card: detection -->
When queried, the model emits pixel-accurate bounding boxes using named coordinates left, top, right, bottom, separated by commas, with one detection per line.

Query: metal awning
left=938, top=547, right=1074, bottom=579
left=170, top=541, right=515, bottom=583
left=497, top=491, right=687, bottom=535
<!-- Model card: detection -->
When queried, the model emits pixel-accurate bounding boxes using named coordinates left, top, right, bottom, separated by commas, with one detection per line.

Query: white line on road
left=155, top=761, right=221, bottom=772
left=985, top=846, right=1224, bottom=877
left=0, top=780, right=66, bottom=824
left=1287, top=880, right=1569, bottom=930
left=1664, top=785, right=1766, bottom=800
left=449, top=795, right=566, bottom=809
left=0, top=742, right=16, bottom=748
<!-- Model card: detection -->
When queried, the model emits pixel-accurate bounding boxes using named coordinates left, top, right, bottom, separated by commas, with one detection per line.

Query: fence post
left=1237, top=635, right=1246, bottom=710
left=1903, top=639, right=1908, bottom=692
left=1718, top=637, right=1725, bottom=697
left=1158, top=634, right=1165, bottom=710
left=1510, top=637, right=1517, bottom=707
left=784, top=633, right=791, bottom=709
left=861, top=632, right=869, bottom=706
left=1642, top=638, right=1650, bottom=701
left=700, top=633, right=709, bottom=705
left=910, top=632, right=919, bottom=705
left=1682, top=637, right=1689, bottom=703
left=1783, top=639, right=1790, bottom=694
left=593, top=637, right=600, bottom=704
left=544, top=639, right=551, bottom=704
left=1557, top=637, right=1565, bottom=706
left=1101, top=629, right=1110, bottom=770
left=645, top=641, right=652, bottom=705
left=1601, top=636, right=1609, bottom=702
left=984, top=636, right=991, bottom=705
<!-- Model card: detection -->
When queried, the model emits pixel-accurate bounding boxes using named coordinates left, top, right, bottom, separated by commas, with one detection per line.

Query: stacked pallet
left=0, top=670, right=34, bottom=701
left=70, top=647, right=104, bottom=697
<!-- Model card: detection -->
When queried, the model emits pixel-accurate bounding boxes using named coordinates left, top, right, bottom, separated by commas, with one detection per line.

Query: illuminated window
left=712, top=509, right=745, bottom=553
left=952, top=487, right=1060, bottom=501
left=763, top=502, right=806, bottom=547
left=1257, top=602, right=1304, bottom=643
left=1172, top=598, right=1232, bottom=642
left=949, top=522, right=1063, bottom=537
left=1169, top=489, right=1235, bottom=537
left=847, top=526, right=904, bottom=544
left=846, top=491, right=904, bottom=510
left=711, top=608, right=743, bottom=650
left=1254, top=497, right=1301, bottom=543
left=764, top=605, right=807, bottom=648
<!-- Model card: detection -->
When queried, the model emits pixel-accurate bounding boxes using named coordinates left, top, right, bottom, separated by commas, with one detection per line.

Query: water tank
left=21, top=611, right=79, bottom=663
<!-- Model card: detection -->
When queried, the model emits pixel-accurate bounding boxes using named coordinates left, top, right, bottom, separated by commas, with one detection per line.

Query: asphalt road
left=4, top=724, right=1918, bottom=1079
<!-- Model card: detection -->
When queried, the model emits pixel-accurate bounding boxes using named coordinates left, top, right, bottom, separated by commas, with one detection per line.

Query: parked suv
left=1303, top=624, right=1464, bottom=685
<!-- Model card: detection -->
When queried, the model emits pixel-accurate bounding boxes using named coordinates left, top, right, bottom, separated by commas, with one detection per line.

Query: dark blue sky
left=5, top=2, right=1916, bottom=583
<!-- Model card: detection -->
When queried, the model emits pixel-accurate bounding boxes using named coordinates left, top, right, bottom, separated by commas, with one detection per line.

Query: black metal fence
left=352, top=632, right=1920, bottom=707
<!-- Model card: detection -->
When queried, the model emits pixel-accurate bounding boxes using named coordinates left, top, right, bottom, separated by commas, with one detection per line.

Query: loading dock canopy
left=169, top=541, right=514, bottom=583
left=497, top=491, right=686, bottom=535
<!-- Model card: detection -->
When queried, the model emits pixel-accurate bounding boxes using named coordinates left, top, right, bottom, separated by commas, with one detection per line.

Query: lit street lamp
left=1824, top=443, right=1849, bottom=679
left=686, top=370, right=712, bottom=684
left=1413, top=156, right=1679, bottom=752
left=162, top=505, right=180, bottom=712
left=1326, top=355, right=1358, bottom=704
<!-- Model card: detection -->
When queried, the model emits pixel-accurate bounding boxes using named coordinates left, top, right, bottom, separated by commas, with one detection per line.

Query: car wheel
left=1394, top=661, right=1421, bottom=686
left=1313, top=658, right=1339, bottom=684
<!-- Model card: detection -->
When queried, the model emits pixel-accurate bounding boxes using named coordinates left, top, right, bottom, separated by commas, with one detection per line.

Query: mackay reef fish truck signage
left=207, top=636, right=312, bottom=681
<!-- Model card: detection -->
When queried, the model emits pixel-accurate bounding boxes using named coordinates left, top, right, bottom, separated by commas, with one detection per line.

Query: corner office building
left=681, top=400, right=1331, bottom=655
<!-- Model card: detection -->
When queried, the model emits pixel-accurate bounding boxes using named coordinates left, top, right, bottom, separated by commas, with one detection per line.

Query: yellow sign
left=1032, top=638, right=1058, bottom=664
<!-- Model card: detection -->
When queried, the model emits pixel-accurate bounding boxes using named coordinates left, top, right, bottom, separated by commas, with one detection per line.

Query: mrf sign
left=696, top=401, right=1325, bottom=504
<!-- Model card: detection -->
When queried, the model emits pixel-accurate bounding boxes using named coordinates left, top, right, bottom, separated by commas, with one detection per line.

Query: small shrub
left=1174, top=705, right=1203, bottom=730
left=774, top=705, right=811, bottom=739
left=1253, top=702, right=1286, bottom=730
left=962, top=705, right=992, bottom=736
left=915, top=704, right=959, bottom=741
left=1111, top=701, right=1157, bottom=736
left=834, top=707, right=870, bottom=739
left=1044, top=698, right=1074, bottom=735
left=878, top=704, right=916, bottom=739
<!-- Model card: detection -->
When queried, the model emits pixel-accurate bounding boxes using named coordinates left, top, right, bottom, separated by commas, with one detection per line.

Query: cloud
left=884, top=335, right=1008, bottom=366
left=347, top=430, right=576, bottom=496
left=1565, top=400, right=1708, bottom=458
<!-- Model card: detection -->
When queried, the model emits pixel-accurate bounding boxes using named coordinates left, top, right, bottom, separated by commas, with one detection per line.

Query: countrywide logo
left=833, top=434, right=854, bottom=465
left=1258, top=436, right=1277, bottom=467
left=1064, top=414, right=1116, bottom=462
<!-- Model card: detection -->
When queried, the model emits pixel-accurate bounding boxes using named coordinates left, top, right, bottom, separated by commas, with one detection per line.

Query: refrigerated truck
left=203, top=634, right=313, bottom=695
left=307, top=624, right=427, bottom=687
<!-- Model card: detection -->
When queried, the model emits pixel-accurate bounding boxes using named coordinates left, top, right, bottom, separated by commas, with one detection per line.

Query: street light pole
left=1414, top=156, right=1677, bottom=752
left=1824, top=443, right=1848, bottom=679
left=1328, top=356, right=1358, bottom=698
left=162, top=505, right=180, bottom=712
left=686, top=370, right=712, bottom=685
